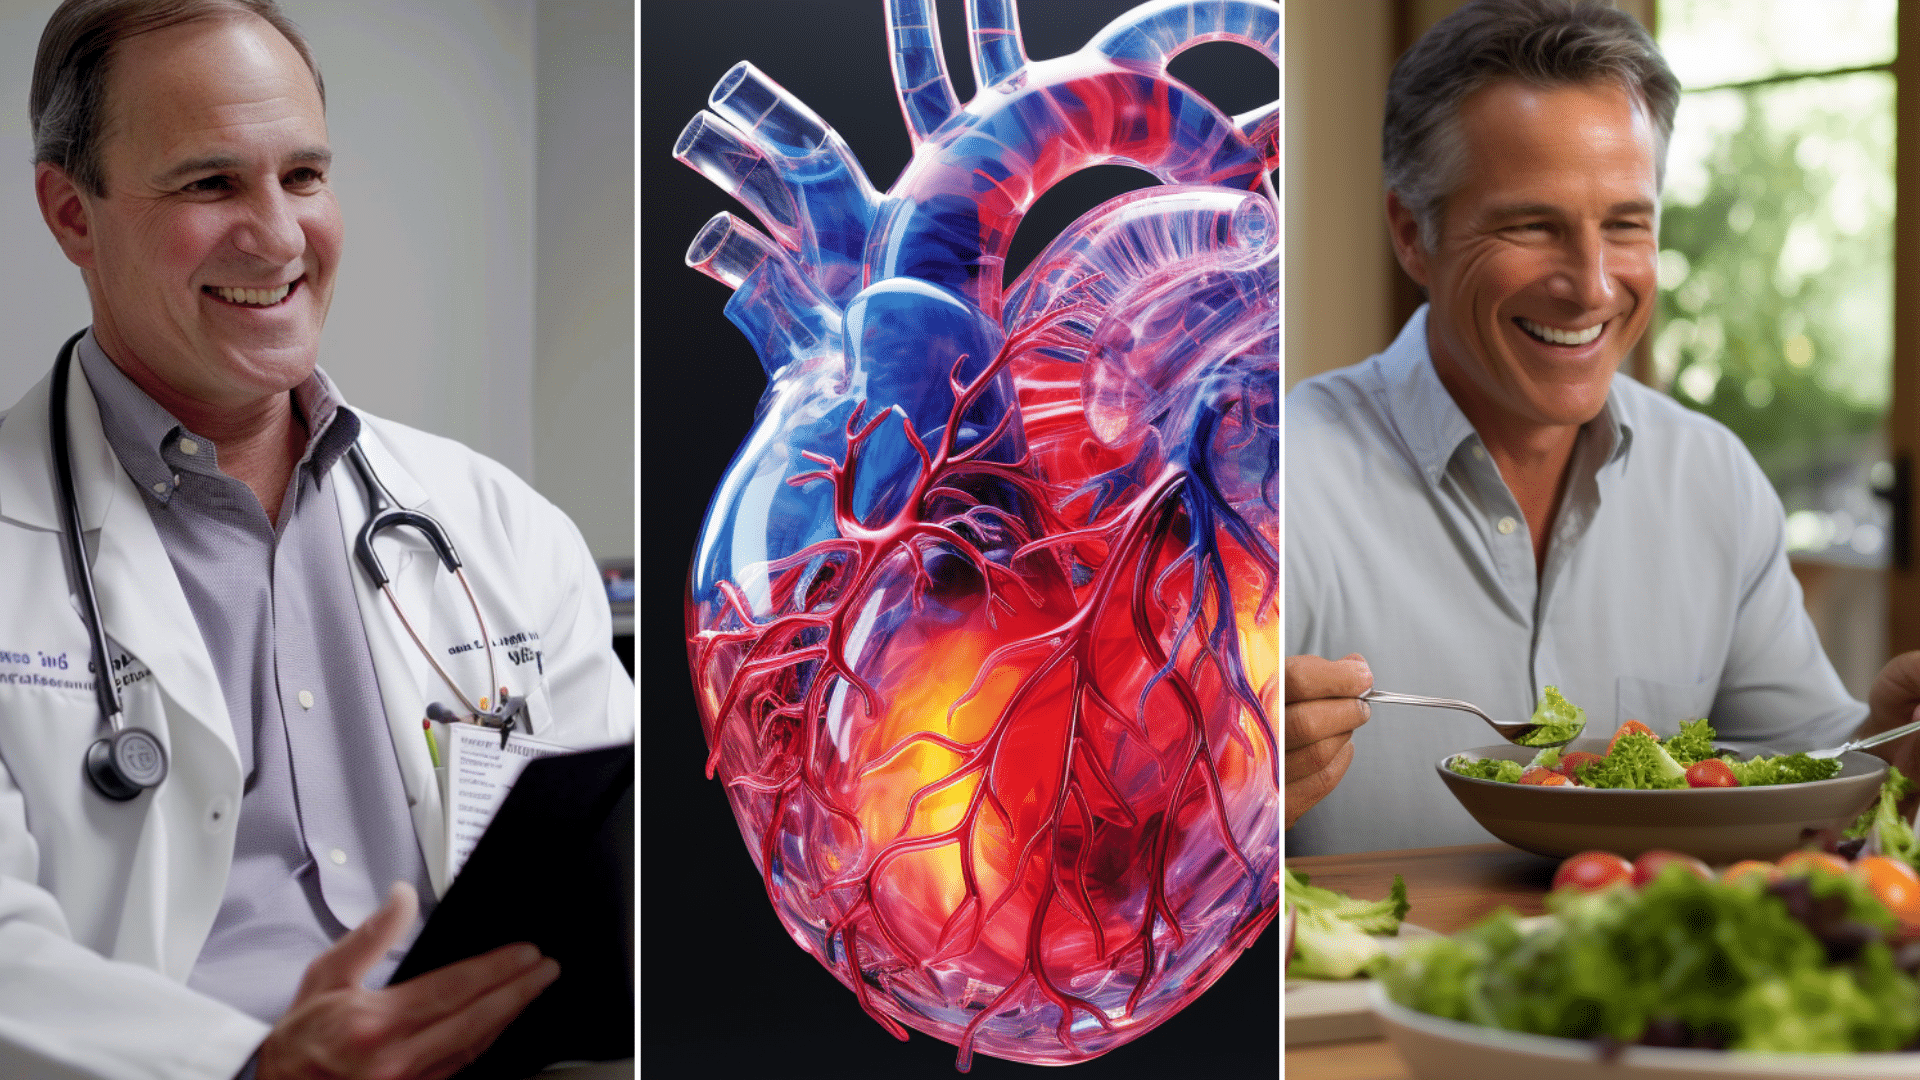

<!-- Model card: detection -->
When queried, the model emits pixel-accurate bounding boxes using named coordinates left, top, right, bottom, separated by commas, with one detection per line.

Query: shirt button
left=329, top=848, right=347, bottom=866
left=298, top=689, right=314, bottom=709
left=151, top=481, right=168, bottom=495
left=205, top=796, right=233, bottom=833
left=1497, top=516, right=1519, bottom=535
left=1471, top=444, right=1487, bottom=461
left=177, top=438, right=200, bottom=456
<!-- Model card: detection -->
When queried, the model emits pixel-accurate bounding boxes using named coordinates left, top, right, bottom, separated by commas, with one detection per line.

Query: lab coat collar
left=0, top=350, right=241, bottom=768
left=0, top=355, right=117, bottom=534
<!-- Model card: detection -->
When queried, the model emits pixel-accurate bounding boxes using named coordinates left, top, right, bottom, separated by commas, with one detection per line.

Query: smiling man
left=1285, top=0, right=1920, bottom=854
left=0, top=1, right=633, bottom=1077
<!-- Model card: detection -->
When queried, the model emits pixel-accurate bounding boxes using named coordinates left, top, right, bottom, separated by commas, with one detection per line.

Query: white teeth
left=212, top=283, right=291, bottom=306
left=1518, top=317, right=1603, bottom=346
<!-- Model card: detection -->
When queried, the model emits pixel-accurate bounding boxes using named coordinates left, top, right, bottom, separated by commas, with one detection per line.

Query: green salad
left=1382, top=865, right=1920, bottom=1052
left=1447, top=714, right=1844, bottom=789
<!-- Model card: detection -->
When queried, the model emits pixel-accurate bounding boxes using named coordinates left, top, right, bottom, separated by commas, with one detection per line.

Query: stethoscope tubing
left=49, top=330, right=122, bottom=728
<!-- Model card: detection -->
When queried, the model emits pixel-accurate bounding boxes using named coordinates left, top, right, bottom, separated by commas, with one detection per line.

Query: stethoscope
left=49, top=329, right=527, bottom=802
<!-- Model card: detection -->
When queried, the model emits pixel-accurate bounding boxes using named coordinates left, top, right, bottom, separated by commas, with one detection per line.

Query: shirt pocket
left=1615, top=674, right=1718, bottom=737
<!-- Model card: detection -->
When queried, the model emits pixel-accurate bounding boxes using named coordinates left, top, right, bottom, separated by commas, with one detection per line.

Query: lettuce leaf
left=1447, top=755, right=1524, bottom=784
left=1728, top=752, right=1844, bottom=787
left=1663, top=717, right=1718, bottom=765
left=1845, top=766, right=1918, bottom=865
left=1516, top=685, right=1587, bottom=747
left=1286, top=870, right=1410, bottom=979
left=1576, top=732, right=1687, bottom=789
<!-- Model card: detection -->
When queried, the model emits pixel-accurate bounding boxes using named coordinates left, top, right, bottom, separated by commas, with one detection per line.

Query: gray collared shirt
left=78, top=332, right=435, bottom=1022
left=1286, top=306, right=1864, bottom=856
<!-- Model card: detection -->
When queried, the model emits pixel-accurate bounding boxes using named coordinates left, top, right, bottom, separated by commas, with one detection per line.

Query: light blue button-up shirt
left=1286, top=307, right=1864, bottom=856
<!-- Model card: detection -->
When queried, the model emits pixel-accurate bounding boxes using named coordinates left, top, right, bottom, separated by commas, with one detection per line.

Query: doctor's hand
left=1286, top=653, right=1372, bottom=831
left=257, top=882, right=559, bottom=1080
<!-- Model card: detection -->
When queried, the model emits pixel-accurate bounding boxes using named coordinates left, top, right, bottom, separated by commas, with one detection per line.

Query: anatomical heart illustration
left=675, top=0, right=1278, bottom=1068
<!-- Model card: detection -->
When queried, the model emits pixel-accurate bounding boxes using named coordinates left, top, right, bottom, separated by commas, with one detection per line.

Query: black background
left=638, top=3, right=1278, bottom=1076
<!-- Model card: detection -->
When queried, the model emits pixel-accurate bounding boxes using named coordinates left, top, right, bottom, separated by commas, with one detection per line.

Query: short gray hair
left=31, top=0, right=324, bottom=198
left=1383, top=0, right=1678, bottom=249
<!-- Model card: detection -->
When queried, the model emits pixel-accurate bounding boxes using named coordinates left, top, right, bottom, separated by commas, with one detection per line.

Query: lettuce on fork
left=1515, top=685, right=1587, bottom=747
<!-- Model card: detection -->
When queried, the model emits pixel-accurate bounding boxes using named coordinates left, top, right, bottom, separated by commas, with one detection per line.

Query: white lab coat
left=0, top=359, right=635, bottom=1079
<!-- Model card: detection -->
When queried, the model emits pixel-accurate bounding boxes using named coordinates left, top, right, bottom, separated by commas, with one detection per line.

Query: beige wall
left=1284, top=0, right=1397, bottom=389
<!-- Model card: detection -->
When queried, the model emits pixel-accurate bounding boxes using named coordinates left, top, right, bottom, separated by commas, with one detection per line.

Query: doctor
left=0, top=1, right=634, bottom=1078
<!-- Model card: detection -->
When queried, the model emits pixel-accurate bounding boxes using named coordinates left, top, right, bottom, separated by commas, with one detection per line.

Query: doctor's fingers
left=1285, top=693, right=1369, bottom=752
left=300, top=882, right=421, bottom=996
left=386, top=941, right=557, bottom=1025
left=385, top=951, right=561, bottom=1080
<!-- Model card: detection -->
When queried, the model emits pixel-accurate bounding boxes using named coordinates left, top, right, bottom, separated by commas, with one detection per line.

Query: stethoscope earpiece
left=84, top=728, right=168, bottom=802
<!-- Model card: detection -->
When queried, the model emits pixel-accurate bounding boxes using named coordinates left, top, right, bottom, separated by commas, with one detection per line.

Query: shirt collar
left=1379, top=304, right=1636, bottom=485
left=76, top=329, right=360, bottom=505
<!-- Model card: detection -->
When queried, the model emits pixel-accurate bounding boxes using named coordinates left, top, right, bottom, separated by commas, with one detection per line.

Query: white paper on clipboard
left=443, top=722, right=570, bottom=882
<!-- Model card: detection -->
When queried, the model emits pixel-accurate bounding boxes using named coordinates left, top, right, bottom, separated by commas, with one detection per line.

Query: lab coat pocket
left=1614, top=674, right=1718, bottom=737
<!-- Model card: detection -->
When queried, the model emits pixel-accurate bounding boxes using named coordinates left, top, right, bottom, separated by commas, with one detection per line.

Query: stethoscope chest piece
left=85, top=728, right=168, bottom=802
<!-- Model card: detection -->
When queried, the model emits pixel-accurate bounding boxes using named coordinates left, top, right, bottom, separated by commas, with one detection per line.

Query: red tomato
left=1553, top=851, right=1634, bottom=892
left=1518, top=766, right=1567, bottom=786
left=1684, top=759, right=1740, bottom=788
left=1852, top=856, right=1920, bottom=925
left=1554, top=751, right=1605, bottom=783
left=1608, top=720, right=1656, bottom=754
left=1720, top=860, right=1774, bottom=886
left=1631, top=849, right=1712, bottom=887
left=1775, top=850, right=1851, bottom=879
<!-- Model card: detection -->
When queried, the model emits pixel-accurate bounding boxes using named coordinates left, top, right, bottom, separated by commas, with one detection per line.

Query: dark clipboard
left=390, top=742, right=634, bottom=1079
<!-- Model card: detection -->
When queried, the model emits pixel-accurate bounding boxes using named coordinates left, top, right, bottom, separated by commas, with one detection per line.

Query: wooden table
left=1284, top=843, right=1559, bottom=1080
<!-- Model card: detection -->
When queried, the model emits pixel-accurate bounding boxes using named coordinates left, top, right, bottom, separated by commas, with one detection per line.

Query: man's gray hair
left=1383, top=0, right=1678, bottom=250
left=31, top=0, right=324, bottom=198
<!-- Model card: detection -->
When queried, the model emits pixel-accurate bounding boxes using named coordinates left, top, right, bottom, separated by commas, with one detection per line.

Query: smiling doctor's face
left=38, top=13, right=340, bottom=414
left=1389, top=78, right=1659, bottom=436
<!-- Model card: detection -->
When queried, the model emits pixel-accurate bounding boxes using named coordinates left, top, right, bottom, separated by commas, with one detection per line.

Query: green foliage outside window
left=1656, top=73, right=1890, bottom=505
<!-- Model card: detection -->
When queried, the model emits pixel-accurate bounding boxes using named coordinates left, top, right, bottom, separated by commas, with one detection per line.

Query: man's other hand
left=1286, top=653, right=1373, bottom=830
left=1866, top=650, right=1920, bottom=785
left=257, top=882, right=559, bottom=1080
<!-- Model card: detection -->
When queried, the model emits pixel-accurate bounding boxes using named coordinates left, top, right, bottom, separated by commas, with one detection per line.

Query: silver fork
left=1808, top=716, right=1920, bottom=760
left=1361, top=688, right=1583, bottom=748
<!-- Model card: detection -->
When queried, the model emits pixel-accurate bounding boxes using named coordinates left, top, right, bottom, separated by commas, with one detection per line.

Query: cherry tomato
left=1553, top=850, right=1634, bottom=892
left=1554, top=751, right=1605, bottom=783
left=1774, top=850, right=1851, bottom=879
left=1852, top=856, right=1920, bottom=926
left=1608, top=720, right=1656, bottom=754
left=1631, top=849, right=1712, bottom=887
left=1720, top=860, right=1774, bottom=886
left=1684, top=759, right=1740, bottom=788
left=1519, top=766, right=1568, bottom=786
